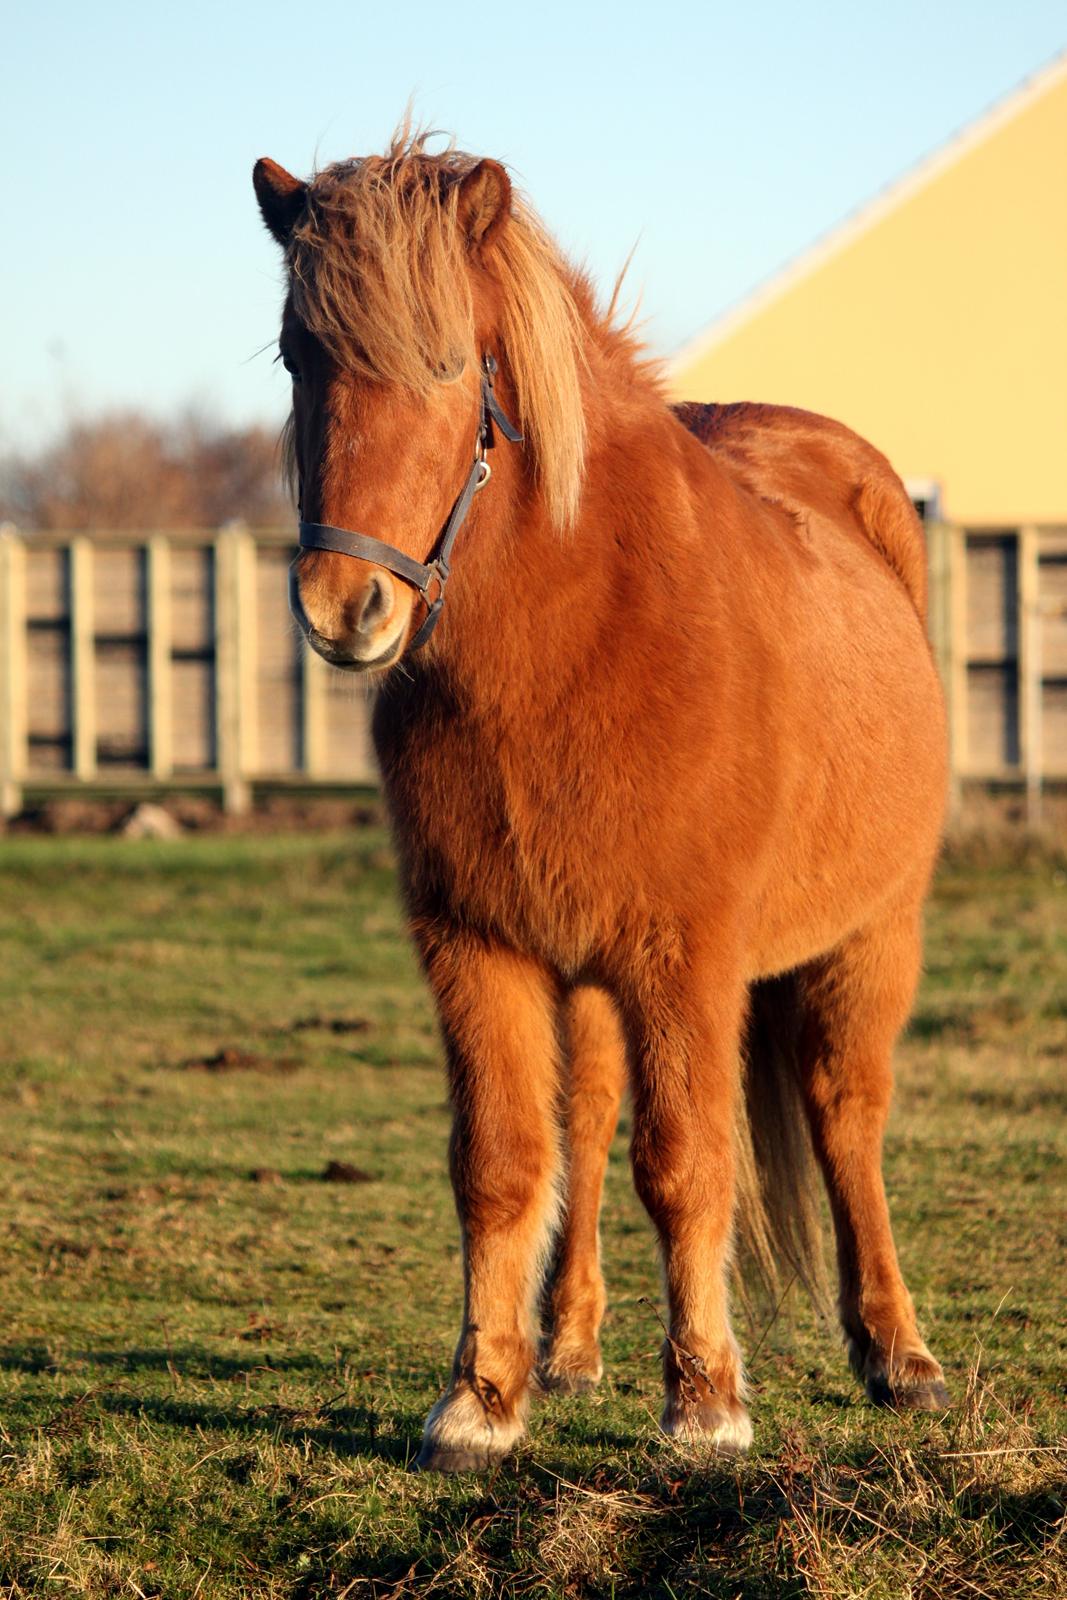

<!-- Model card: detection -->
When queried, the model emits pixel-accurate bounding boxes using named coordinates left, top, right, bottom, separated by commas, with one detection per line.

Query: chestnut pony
left=254, top=134, right=949, bottom=1471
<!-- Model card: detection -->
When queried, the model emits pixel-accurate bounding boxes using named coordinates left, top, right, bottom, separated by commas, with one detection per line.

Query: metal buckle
left=421, top=560, right=448, bottom=609
left=474, top=460, right=491, bottom=490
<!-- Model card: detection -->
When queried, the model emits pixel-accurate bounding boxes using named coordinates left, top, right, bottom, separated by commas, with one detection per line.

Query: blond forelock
left=286, top=129, right=593, bottom=529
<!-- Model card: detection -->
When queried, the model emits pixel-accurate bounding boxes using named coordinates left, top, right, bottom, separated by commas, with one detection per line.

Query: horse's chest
left=377, top=708, right=611, bottom=965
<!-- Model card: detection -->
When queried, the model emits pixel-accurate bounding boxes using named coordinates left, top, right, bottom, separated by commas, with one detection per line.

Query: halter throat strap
left=297, top=354, right=523, bottom=651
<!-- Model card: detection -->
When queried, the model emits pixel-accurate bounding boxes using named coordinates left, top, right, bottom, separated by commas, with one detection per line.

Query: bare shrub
left=0, top=409, right=290, bottom=530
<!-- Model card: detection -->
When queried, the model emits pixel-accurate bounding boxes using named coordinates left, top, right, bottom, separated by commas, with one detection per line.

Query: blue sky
left=2, top=1, right=1063, bottom=448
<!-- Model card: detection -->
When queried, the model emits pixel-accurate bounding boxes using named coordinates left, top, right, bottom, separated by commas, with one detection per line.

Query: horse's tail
left=854, top=473, right=929, bottom=624
left=733, top=973, right=828, bottom=1314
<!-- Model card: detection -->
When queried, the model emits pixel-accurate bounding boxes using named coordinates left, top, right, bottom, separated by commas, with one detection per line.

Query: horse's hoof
left=538, top=1350, right=603, bottom=1396
left=545, top=1370, right=599, bottom=1396
left=858, top=1345, right=950, bottom=1412
left=661, top=1397, right=753, bottom=1456
left=416, top=1383, right=525, bottom=1474
left=543, top=1369, right=601, bottom=1395
left=867, top=1372, right=951, bottom=1411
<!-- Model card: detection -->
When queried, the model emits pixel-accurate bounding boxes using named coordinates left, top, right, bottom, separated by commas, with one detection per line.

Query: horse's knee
left=630, top=1132, right=725, bottom=1234
left=451, top=1129, right=555, bottom=1230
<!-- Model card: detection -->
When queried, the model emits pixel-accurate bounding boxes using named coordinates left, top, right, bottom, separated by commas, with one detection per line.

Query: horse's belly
left=745, top=654, right=947, bottom=976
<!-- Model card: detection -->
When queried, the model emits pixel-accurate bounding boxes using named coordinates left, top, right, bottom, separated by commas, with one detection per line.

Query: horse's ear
left=253, top=158, right=307, bottom=246
left=456, top=160, right=511, bottom=255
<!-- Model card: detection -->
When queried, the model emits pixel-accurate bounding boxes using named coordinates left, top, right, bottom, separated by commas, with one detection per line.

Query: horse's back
left=672, top=400, right=928, bottom=621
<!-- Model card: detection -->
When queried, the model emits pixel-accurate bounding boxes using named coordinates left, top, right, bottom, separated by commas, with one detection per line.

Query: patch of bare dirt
left=179, top=1048, right=300, bottom=1075
left=321, top=1160, right=374, bottom=1184
left=6, top=793, right=385, bottom=835
left=233, top=1313, right=281, bottom=1343
left=248, top=1167, right=283, bottom=1186
left=289, top=1015, right=371, bottom=1036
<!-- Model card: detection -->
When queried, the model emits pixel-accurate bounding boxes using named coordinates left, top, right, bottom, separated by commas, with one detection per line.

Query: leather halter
left=297, top=354, right=523, bottom=651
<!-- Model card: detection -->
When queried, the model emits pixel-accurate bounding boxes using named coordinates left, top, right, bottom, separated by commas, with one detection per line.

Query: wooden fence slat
left=946, top=525, right=969, bottom=812
left=0, top=526, right=27, bottom=819
left=148, top=536, right=173, bottom=779
left=215, top=524, right=252, bottom=814
left=1018, top=527, right=1041, bottom=826
left=940, top=528, right=972, bottom=819
left=927, top=519, right=951, bottom=701
left=70, top=537, right=97, bottom=781
left=301, top=644, right=328, bottom=777
left=926, top=520, right=961, bottom=817
left=237, top=532, right=259, bottom=779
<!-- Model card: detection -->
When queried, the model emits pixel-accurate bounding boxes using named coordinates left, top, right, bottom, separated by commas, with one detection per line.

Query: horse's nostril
left=352, top=575, right=393, bottom=638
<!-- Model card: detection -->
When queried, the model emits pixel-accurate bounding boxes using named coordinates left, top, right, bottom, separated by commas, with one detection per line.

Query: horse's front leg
left=622, top=948, right=753, bottom=1452
left=415, top=925, right=561, bottom=1472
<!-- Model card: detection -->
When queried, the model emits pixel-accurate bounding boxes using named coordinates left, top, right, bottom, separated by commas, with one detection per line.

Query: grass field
left=0, top=828, right=1063, bottom=1598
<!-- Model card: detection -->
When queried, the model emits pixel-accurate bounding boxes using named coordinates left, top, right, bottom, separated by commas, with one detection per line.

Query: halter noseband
left=297, top=354, right=523, bottom=651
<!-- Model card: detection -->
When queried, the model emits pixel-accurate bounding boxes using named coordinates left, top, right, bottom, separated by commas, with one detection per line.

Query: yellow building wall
left=672, top=68, right=1067, bottom=526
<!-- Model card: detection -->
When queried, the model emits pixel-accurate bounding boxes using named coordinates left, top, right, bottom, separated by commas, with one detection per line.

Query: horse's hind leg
left=542, top=985, right=626, bottom=1393
left=795, top=896, right=949, bottom=1410
left=623, top=950, right=752, bottom=1452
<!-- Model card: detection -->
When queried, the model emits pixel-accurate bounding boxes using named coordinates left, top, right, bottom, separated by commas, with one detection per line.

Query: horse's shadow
left=99, top=1389, right=417, bottom=1465
left=0, top=1342, right=323, bottom=1378
left=0, top=1342, right=418, bottom=1464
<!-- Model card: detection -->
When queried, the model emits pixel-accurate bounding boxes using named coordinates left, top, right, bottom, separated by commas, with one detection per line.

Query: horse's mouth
left=302, top=625, right=404, bottom=674
left=327, top=633, right=404, bottom=673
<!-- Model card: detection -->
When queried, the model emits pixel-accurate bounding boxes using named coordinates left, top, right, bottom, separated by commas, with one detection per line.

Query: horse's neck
left=433, top=356, right=686, bottom=713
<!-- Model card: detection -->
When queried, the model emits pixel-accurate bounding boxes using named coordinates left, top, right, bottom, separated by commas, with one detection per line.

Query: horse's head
left=254, top=140, right=585, bottom=674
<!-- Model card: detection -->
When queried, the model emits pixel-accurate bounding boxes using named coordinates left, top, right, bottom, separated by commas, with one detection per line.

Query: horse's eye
left=280, top=349, right=301, bottom=382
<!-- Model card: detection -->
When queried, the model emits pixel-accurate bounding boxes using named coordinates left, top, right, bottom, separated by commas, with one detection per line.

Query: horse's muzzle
left=288, top=558, right=409, bottom=673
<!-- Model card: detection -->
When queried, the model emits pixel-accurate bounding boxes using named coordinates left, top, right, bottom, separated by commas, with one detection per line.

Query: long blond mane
left=286, top=132, right=598, bottom=528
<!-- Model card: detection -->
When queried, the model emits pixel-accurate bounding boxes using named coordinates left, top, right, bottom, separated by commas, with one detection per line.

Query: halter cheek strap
left=297, top=354, right=523, bottom=651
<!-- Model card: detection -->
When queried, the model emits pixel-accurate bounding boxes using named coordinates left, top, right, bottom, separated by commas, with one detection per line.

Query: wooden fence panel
left=25, top=543, right=67, bottom=621
left=1040, top=551, right=1067, bottom=677
left=323, top=669, right=377, bottom=781
left=170, top=544, right=215, bottom=773
left=966, top=535, right=1018, bottom=662
left=0, top=523, right=1064, bottom=818
left=254, top=544, right=301, bottom=776
left=24, top=544, right=70, bottom=773
left=93, top=545, right=148, bottom=769
left=1043, top=684, right=1067, bottom=778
